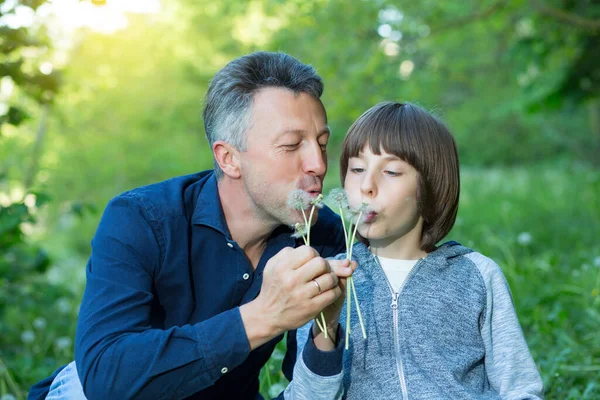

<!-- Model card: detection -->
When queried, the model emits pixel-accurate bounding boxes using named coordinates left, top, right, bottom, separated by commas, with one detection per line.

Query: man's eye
left=283, top=143, right=300, bottom=149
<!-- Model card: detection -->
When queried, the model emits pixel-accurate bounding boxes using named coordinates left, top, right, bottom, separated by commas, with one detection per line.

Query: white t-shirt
left=376, top=255, right=418, bottom=293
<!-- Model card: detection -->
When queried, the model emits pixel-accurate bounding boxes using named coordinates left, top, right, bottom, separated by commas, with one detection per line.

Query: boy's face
left=344, top=144, right=424, bottom=256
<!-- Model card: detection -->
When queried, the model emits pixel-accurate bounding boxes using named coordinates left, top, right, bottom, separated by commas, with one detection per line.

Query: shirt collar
left=191, top=172, right=231, bottom=237
left=190, top=171, right=300, bottom=248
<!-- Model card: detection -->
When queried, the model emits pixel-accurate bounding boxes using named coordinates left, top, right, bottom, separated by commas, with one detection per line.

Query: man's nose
left=303, top=142, right=327, bottom=176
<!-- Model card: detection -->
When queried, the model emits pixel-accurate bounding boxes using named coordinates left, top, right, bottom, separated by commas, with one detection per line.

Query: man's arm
left=76, top=194, right=345, bottom=399
left=75, top=194, right=251, bottom=399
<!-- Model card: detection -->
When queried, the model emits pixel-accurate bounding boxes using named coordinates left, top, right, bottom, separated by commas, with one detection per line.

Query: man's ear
left=213, top=141, right=241, bottom=179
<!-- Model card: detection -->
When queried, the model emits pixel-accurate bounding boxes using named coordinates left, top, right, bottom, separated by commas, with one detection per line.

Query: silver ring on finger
left=312, top=278, right=322, bottom=295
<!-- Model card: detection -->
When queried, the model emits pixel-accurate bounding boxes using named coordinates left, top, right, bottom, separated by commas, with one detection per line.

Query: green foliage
left=0, top=190, right=77, bottom=400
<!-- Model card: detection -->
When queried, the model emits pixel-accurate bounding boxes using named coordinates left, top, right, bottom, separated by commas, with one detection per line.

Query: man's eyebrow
left=280, top=126, right=331, bottom=135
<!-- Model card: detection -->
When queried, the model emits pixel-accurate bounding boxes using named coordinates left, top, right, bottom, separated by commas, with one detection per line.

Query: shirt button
left=227, top=243, right=234, bottom=248
left=242, top=273, right=250, bottom=280
left=221, top=367, right=228, bottom=374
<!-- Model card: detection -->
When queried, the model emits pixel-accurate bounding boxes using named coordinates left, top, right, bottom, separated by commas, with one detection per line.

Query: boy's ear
left=213, top=141, right=241, bottom=179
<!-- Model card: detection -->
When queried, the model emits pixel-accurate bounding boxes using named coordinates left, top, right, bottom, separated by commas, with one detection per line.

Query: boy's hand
left=312, top=258, right=357, bottom=349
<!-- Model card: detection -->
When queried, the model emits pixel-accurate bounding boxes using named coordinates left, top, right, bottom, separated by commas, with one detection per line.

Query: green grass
left=259, top=163, right=600, bottom=399
left=2, top=164, right=598, bottom=399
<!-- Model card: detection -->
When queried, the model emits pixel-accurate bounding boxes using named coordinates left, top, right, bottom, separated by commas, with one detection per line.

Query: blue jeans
left=46, top=361, right=87, bottom=400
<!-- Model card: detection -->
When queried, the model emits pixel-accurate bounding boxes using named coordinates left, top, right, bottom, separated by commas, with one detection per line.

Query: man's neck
left=217, top=178, right=279, bottom=269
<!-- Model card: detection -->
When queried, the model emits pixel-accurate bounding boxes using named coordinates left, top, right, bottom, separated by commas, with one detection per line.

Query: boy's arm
left=468, top=252, right=544, bottom=400
left=281, top=322, right=345, bottom=400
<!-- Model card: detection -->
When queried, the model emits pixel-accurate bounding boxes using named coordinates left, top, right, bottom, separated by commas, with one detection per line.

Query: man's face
left=238, top=87, right=329, bottom=228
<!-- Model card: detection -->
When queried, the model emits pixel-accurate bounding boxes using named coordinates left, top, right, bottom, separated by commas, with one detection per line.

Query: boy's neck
left=369, top=223, right=428, bottom=260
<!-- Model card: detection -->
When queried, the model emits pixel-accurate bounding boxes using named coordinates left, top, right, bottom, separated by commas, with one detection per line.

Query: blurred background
left=0, top=0, right=599, bottom=398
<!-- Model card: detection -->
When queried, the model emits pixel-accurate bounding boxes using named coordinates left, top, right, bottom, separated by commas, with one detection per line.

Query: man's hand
left=311, top=258, right=356, bottom=350
left=239, top=246, right=344, bottom=350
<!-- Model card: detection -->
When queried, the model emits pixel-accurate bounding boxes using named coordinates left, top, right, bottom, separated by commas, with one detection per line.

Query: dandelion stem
left=351, top=277, right=366, bottom=339
left=345, top=274, right=352, bottom=350
left=338, top=206, right=349, bottom=250
left=307, top=205, right=317, bottom=244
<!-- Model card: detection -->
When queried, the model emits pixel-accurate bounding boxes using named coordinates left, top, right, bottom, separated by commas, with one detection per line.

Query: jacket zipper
left=373, top=254, right=424, bottom=400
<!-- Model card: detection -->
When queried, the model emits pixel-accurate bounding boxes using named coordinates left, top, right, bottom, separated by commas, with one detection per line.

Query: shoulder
left=108, top=171, right=212, bottom=222
left=461, top=251, right=507, bottom=285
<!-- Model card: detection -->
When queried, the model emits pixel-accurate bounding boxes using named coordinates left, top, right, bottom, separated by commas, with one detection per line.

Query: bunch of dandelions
left=288, top=190, right=329, bottom=338
left=327, top=188, right=367, bottom=349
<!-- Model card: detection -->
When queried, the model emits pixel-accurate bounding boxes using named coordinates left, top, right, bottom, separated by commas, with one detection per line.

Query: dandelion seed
left=33, top=317, right=47, bottom=330
left=517, top=232, right=532, bottom=246
left=287, top=190, right=312, bottom=210
left=21, top=330, right=35, bottom=344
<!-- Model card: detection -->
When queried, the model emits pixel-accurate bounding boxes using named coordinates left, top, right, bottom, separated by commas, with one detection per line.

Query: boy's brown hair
left=340, top=102, right=460, bottom=252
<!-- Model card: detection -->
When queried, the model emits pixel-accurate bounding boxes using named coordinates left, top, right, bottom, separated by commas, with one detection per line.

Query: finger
left=307, top=271, right=338, bottom=297
left=328, top=259, right=354, bottom=278
left=296, top=256, right=333, bottom=283
left=286, top=245, right=320, bottom=270
left=310, top=284, right=342, bottom=308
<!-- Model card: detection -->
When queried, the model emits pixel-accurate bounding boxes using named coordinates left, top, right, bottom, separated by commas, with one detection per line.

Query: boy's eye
left=350, top=168, right=365, bottom=173
left=385, top=170, right=401, bottom=176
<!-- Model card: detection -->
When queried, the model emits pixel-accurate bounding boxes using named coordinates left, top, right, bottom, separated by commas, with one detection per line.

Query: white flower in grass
left=55, top=336, right=72, bottom=350
left=33, top=317, right=47, bottom=330
left=56, top=298, right=71, bottom=314
left=21, top=330, right=35, bottom=344
left=287, top=190, right=312, bottom=211
left=517, top=232, right=532, bottom=246
left=1, top=394, right=17, bottom=400
left=594, top=256, right=600, bottom=268
left=268, top=383, right=286, bottom=398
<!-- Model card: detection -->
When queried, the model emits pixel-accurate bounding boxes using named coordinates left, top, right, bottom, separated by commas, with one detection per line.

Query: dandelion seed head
left=21, top=330, right=35, bottom=344
left=327, top=188, right=348, bottom=208
left=517, top=232, right=532, bottom=246
left=287, top=190, right=312, bottom=210
left=54, top=336, right=72, bottom=350
left=291, top=222, right=307, bottom=239
left=310, top=193, right=324, bottom=208
left=33, top=317, right=47, bottom=330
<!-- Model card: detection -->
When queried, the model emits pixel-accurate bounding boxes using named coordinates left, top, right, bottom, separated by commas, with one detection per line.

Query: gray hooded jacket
left=285, top=241, right=543, bottom=399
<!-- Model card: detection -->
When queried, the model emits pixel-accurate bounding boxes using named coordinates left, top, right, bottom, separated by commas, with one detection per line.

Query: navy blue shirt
left=28, top=171, right=346, bottom=399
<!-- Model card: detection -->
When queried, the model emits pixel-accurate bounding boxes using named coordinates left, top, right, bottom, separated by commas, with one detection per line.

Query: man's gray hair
left=203, top=52, right=324, bottom=180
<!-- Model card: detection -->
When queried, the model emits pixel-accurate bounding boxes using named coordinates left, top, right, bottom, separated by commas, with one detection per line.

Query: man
left=29, top=52, right=350, bottom=399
